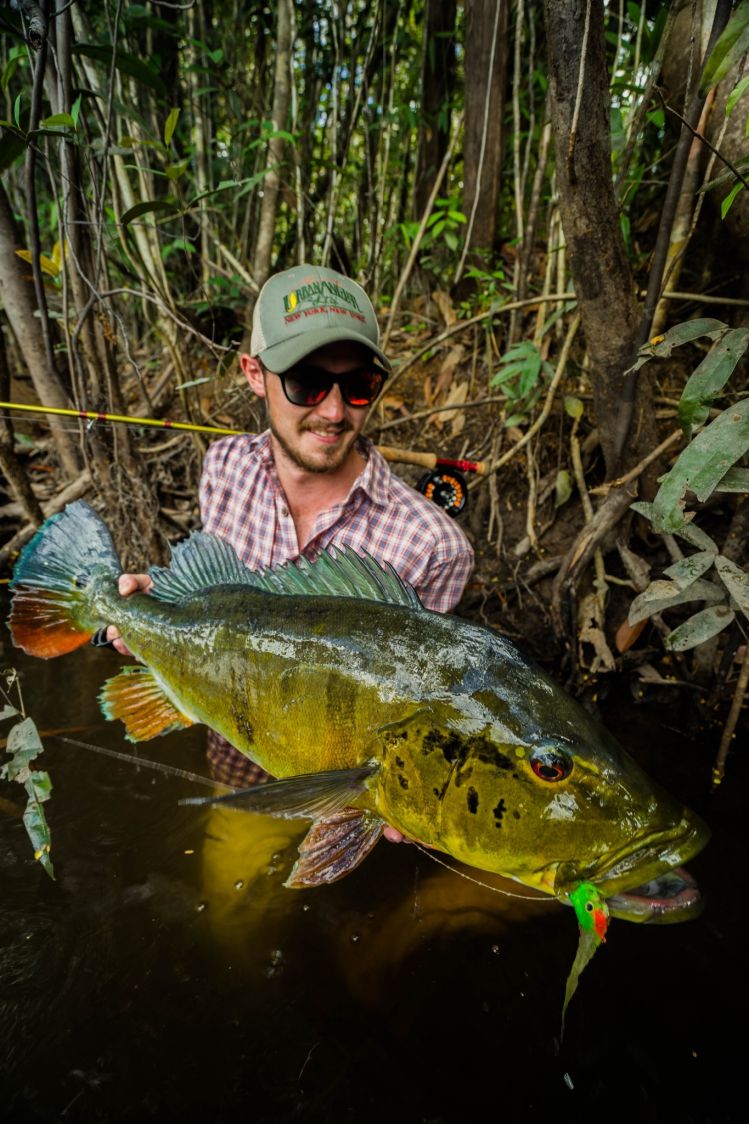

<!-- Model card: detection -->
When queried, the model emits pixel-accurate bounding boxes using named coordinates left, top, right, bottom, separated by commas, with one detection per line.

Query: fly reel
left=416, top=468, right=468, bottom=517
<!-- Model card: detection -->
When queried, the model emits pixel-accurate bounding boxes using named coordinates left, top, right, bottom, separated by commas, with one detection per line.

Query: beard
left=269, top=417, right=356, bottom=474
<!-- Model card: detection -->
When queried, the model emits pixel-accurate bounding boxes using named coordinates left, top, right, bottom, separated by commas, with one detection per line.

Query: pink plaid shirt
left=199, top=431, right=474, bottom=786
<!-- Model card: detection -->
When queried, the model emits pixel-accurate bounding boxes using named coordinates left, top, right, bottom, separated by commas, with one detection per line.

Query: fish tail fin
left=9, top=501, right=121, bottom=658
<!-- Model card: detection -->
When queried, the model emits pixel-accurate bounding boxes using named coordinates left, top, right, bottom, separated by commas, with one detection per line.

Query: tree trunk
left=413, top=0, right=456, bottom=219
left=0, top=182, right=80, bottom=476
left=251, top=0, right=293, bottom=293
left=543, top=0, right=656, bottom=476
left=460, top=0, right=509, bottom=275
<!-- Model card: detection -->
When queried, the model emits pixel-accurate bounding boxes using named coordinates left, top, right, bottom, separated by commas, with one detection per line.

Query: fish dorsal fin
left=148, top=533, right=258, bottom=602
left=149, top=533, right=424, bottom=610
left=250, top=546, right=424, bottom=609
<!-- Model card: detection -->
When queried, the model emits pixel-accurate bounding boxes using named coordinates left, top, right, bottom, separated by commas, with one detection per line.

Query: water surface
left=0, top=612, right=742, bottom=1122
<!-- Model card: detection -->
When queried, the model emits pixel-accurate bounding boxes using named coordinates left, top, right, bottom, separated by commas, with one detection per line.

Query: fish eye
left=530, top=748, right=572, bottom=783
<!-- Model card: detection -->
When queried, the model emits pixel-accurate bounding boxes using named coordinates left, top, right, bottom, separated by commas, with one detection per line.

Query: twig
left=372, top=395, right=506, bottom=434
left=588, top=428, right=682, bottom=495
left=0, top=469, right=92, bottom=567
left=714, top=640, right=749, bottom=787
left=658, top=90, right=749, bottom=196
left=567, top=0, right=592, bottom=178
left=382, top=111, right=464, bottom=353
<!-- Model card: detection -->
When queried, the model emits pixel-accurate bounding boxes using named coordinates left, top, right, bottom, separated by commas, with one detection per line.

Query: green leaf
left=662, top=550, right=716, bottom=591
left=40, top=112, right=75, bottom=129
left=678, top=328, right=749, bottom=435
left=714, top=555, right=749, bottom=617
left=73, top=44, right=167, bottom=97
left=714, top=466, right=749, bottom=492
left=564, top=395, right=584, bottom=420
left=71, top=95, right=82, bottom=128
left=721, top=181, right=744, bottom=219
left=120, top=199, right=180, bottom=225
left=13, top=93, right=23, bottom=129
left=4, top=717, right=44, bottom=780
left=165, top=158, right=190, bottom=182
left=1, top=52, right=23, bottom=92
left=624, top=319, right=727, bottom=380
left=702, top=5, right=749, bottom=93
left=628, top=577, right=725, bottom=625
left=555, top=469, right=573, bottom=507
left=23, top=772, right=54, bottom=879
left=0, top=703, right=18, bottom=721
left=665, top=605, right=735, bottom=651
left=164, top=106, right=180, bottom=146
left=652, top=398, right=749, bottom=531
left=726, top=74, right=749, bottom=115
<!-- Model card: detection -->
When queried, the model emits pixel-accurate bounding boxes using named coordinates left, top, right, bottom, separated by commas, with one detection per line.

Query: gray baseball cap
left=250, top=264, right=391, bottom=372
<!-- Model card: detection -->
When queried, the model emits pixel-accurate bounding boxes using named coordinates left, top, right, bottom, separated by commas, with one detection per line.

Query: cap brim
left=257, top=327, right=391, bottom=373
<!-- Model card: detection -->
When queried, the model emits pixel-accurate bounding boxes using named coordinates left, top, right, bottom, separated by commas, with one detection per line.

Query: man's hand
left=104, top=573, right=153, bottom=656
left=383, top=826, right=408, bottom=844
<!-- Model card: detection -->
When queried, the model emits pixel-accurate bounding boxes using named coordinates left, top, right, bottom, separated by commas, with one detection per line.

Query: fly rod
left=0, top=400, right=487, bottom=476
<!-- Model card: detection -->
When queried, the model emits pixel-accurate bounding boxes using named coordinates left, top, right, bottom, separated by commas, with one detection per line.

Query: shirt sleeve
left=198, top=446, right=217, bottom=527
left=414, top=545, right=474, bottom=613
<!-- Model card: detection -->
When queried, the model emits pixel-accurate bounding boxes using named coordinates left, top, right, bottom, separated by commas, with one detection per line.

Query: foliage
left=490, top=341, right=554, bottom=427
left=0, top=671, right=54, bottom=878
left=627, top=319, right=749, bottom=652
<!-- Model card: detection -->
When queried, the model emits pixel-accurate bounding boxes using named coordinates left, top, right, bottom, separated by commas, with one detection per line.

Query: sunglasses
left=273, top=364, right=387, bottom=408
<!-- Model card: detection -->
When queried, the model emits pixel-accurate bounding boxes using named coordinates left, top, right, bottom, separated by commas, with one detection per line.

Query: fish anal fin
left=285, top=809, right=383, bottom=888
left=99, top=666, right=194, bottom=742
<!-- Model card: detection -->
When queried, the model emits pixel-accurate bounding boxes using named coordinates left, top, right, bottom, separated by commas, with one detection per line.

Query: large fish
left=9, top=501, right=708, bottom=920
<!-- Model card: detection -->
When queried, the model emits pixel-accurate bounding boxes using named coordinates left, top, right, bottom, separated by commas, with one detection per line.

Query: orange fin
left=9, top=589, right=93, bottom=658
left=285, top=809, right=383, bottom=888
left=99, top=666, right=194, bottom=742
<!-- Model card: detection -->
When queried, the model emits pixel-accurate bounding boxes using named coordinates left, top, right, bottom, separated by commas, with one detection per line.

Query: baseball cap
left=250, top=264, right=391, bottom=372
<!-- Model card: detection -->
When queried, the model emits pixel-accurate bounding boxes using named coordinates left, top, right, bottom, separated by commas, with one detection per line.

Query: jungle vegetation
left=1, top=0, right=748, bottom=784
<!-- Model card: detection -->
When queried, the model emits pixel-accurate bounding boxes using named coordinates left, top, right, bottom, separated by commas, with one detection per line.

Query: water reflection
left=0, top=604, right=743, bottom=1122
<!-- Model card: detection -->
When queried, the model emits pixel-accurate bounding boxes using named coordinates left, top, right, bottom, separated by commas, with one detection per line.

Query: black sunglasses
left=273, top=364, right=387, bottom=408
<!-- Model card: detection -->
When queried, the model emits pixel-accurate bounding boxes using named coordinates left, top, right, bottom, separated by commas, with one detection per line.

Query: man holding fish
left=102, top=264, right=474, bottom=795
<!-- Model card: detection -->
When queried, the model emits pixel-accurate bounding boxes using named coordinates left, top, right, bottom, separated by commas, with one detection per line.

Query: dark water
left=0, top=610, right=743, bottom=1123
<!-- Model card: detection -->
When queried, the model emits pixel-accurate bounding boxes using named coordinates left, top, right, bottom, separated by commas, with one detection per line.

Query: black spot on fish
left=454, top=765, right=474, bottom=787
left=422, top=730, right=469, bottom=765
left=433, top=787, right=440, bottom=797
left=398, top=775, right=409, bottom=790
left=474, top=738, right=513, bottom=771
left=467, top=787, right=479, bottom=814
left=513, top=810, right=521, bottom=820
left=493, top=798, right=507, bottom=827
left=395, top=755, right=405, bottom=769
left=512, top=773, right=519, bottom=780
left=230, top=702, right=254, bottom=746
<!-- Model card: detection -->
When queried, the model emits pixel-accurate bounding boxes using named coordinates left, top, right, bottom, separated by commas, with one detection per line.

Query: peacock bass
left=9, top=501, right=708, bottom=918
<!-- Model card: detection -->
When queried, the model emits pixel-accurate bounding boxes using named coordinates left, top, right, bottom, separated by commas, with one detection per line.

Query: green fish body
left=9, top=502, right=709, bottom=913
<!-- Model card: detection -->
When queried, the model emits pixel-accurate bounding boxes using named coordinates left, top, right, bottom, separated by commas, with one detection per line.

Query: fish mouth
left=605, top=865, right=703, bottom=924
left=555, top=814, right=710, bottom=924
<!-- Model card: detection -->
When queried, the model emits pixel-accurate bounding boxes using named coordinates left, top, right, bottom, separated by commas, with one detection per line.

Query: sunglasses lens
left=342, top=370, right=384, bottom=406
left=281, top=368, right=331, bottom=406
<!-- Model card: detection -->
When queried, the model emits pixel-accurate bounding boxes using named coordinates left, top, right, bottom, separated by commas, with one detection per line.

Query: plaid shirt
left=200, top=431, right=474, bottom=787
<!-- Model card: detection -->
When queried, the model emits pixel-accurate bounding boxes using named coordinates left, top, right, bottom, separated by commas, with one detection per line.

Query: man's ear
left=239, top=354, right=266, bottom=397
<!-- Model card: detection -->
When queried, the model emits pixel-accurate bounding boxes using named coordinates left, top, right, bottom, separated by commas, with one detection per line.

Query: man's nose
left=315, top=381, right=346, bottom=421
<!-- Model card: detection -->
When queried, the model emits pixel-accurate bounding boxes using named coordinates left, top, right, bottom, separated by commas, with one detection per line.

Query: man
left=105, top=264, right=474, bottom=801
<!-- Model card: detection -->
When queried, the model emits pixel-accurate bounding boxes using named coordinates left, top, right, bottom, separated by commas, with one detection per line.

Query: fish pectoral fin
left=99, top=666, right=194, bottom=742
left=286, top=809, right=384, bottom=888
left=181, top=763, right=378, bottom=819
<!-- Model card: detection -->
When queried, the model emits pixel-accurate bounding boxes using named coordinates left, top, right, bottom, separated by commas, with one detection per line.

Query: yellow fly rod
left=0, top=400, right=487, bottom=475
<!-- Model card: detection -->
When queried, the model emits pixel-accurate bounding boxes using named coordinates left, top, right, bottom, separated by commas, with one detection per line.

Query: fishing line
left=411, top=841, right=557, bottom=903
left=55, top=734, right=236, bottom=792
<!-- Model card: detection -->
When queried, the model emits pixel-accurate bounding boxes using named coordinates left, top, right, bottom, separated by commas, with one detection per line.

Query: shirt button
left=280, top=507, right=288, bottom=517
